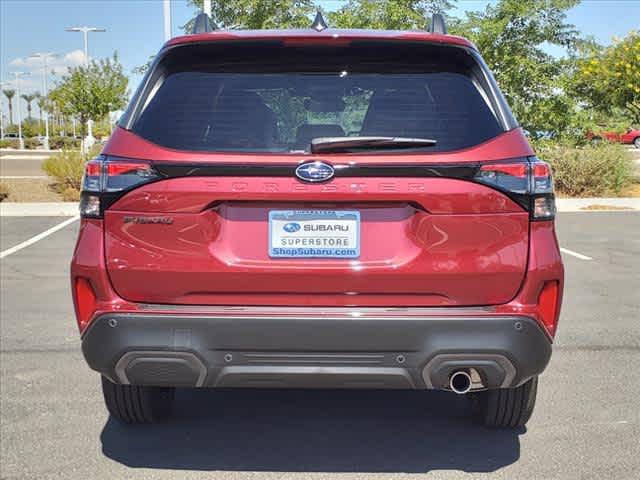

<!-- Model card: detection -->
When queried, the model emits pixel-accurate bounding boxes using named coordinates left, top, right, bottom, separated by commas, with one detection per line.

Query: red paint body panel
left=110, top=176, right=524, bottom=214
left=104, top=201, right=529, bottom=306
left=165, top=29, right=477, bottom=50
left=70, top=218, right=562, bottom=337
left=102, top=127, right=534, bottom=165
left=100, top=125, right=535, bottom=307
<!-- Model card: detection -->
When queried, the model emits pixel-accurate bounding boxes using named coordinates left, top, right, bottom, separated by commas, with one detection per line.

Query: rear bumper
left=82, top=310, right=551, bottom=391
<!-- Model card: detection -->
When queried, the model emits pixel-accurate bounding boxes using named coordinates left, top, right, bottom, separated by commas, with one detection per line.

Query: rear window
left=129, top=42, right=508, bottom=153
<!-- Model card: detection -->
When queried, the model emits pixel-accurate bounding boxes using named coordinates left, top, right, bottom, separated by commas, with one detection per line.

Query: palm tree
left=34, top=93, right=42, bottom=126
left=21, top=93, right=38, bottom=120
left=2, top=89, right=16, bottom=125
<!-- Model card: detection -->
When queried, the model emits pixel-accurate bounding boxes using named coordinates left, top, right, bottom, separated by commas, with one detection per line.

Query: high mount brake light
left=475, top=157, right=555, bottom=220
left=80, top=156, right=160, bottom=218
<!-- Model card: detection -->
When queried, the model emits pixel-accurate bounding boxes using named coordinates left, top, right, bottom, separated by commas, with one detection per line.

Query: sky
left=1, top=0, right=639, bottom=121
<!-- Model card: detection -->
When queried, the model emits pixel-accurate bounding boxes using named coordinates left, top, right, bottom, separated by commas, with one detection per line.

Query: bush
left=24, top=137, right=41, bottom=149
left=42, top=149, right=85, bottom=191
left=60, top=186, right=81, bottom=202
left=0, top=182, right=10, bottom=202
left=0, top=139, right=20, bottom=149
left=535, top=142, right=633, bottom=197
left=49, top=136, right=81, bottom=150
left=21, top=119, right=40, bottom=138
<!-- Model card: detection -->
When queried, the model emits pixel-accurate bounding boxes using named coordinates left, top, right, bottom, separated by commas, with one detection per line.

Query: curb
left=0, top=149, right=61, bottom=154
left=0, top=202, right=79, bottom=217
left=555, top=198, right=640, bottom=212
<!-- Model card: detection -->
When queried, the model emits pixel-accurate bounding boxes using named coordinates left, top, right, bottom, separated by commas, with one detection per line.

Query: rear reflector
left=538, top=280, right=560, bottom=337
left=74, top=277, right=97, bottom=332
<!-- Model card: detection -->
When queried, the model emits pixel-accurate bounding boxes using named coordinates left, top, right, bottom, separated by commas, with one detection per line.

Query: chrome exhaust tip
left=449, top=370, right=472, bottom=394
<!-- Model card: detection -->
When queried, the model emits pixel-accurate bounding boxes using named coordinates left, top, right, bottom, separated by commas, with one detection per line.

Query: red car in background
left=588, top=127, right=640, bottom=148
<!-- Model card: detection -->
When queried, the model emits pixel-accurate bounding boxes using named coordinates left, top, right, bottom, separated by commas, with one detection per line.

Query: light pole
left=163, top=0, right=172, bottom=41
left=10, top=72, right=30, bottom=149
left=65, top=26, right=105, bottom=66
left=65, top=26, right=106, bottom=151
left=29, top=53, right=56, bottom=150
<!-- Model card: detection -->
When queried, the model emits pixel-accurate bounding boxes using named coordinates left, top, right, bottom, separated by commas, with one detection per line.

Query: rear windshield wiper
left=310, top=136, right=437, bottom=154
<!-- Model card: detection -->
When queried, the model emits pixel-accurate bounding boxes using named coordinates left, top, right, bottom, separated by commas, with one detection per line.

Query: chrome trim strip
left=136, top=304, right=495, bottom=317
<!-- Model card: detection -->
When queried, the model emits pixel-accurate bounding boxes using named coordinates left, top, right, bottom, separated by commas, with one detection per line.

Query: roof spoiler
left=429, top=13, right=447, bottom=34
left=191, top=12, right=216, bottom=34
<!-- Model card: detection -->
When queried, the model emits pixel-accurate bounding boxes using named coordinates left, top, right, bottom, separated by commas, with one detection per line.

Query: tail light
left=80, top=156, right=160, bottom=218
left=475, top=157, right=555, bottom=220
left=538, top=280, right=560, bottom=337
left=73, top=277, right=97, bottom=332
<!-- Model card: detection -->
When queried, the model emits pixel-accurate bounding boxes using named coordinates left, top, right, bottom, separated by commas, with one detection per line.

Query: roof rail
left=191, top=12, right=216, bottom=34
left=429, top=13, right=447, bottom=34
left=310, top=11, right=329, bottom=32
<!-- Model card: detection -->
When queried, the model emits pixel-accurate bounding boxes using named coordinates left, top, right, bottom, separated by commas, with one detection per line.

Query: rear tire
left=634, top=137, right=640, bottom=149
left=471, top=376, right=538, bottom=428
left=101, top=375, right=175, bottom=424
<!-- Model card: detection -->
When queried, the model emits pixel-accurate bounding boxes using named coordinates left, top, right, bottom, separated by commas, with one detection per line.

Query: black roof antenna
left=191, top=12, right=216, bottom=34
left=311, top=11, right=329, bottom=32
left=429, top=13, right=448, bottom=34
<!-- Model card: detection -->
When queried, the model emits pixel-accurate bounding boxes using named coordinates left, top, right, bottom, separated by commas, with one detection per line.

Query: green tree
left=328, top=0, right=456, bottom=29
left=452, top=0, right=581, bottom=137
left=49, top=54, right=128, bottom=138
left=186, top=0, right=316, bottom=29
left=21, top=118, right=40, bottom=138
left=21, top=93, right=38, bottom=120
left=3, top=89, right=16, bottom=125
left=572, top=31, right=640, bottom=125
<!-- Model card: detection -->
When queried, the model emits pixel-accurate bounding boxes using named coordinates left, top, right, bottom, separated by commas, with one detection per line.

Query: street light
left=65, top=26, right=106, bottom=151
left=65, top=26, right=106, bottom=66
left=29, top=52, right=57, bottom=150
left=9, top=72, right=30, bottom=150
left=163, top=0, right=172, bottom=41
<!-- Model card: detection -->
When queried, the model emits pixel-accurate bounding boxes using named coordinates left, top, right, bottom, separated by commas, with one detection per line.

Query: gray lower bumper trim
left=82, top=313, right=551, bottom=390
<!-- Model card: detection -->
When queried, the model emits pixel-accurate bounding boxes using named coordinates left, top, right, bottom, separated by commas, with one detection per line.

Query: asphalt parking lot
left=1, top=212, right=639, bottom=479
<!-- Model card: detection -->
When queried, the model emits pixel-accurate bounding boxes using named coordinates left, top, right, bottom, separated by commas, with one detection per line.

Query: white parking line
left=560, top=247, right=593, bottom=261
left=0, top=215, right=79, bottom=259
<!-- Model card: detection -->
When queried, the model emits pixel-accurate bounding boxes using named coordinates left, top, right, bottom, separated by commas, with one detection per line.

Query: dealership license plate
left=269, top=210, right=360, bottom=258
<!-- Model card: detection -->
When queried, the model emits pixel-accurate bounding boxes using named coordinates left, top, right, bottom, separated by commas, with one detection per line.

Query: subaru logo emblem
left=283, top=222, right=301, bottom=233
left=295, top=161, right=335, bottom=183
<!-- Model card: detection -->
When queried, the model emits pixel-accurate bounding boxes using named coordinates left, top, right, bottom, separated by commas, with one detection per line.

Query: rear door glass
left=131, top=43, right=505, bottom=153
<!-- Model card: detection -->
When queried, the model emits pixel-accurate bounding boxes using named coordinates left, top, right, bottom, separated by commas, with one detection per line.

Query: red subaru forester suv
left=71, top=14, right=564, bottom=428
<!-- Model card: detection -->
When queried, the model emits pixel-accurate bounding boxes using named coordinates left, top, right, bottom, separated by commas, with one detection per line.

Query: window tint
left=132, top=44, right=505, bottom=153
